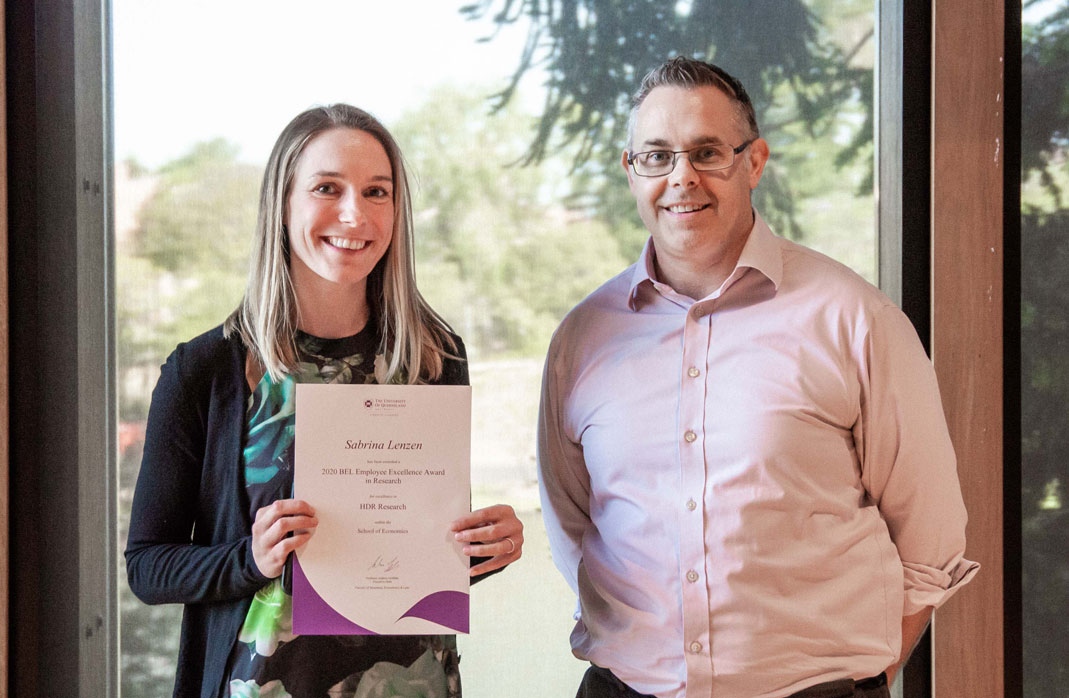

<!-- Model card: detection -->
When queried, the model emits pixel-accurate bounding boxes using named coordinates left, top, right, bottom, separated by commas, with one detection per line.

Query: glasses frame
left=627, top=139, right=756, bottom=178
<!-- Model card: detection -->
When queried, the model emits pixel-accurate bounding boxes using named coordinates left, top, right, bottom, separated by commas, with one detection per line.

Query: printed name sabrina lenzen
left=344, top=439, right=424, bottom=450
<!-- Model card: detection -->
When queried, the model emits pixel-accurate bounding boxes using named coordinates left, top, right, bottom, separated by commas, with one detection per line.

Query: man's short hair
left=627, top=56, right=760, bottom=149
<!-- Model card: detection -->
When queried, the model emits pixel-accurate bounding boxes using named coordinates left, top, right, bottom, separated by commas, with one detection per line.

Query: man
left=537, top=57, right=978, bottom=698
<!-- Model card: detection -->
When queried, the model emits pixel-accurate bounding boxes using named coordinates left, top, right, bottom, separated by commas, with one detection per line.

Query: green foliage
left=1020, top=3, right=1069, bottom=694
left=393, top=87, right=629, bottom=358
left=135, top=139, right=260, bottom=274
left=461, top=0, right=874, bottom=243
left=1022, top=1, right=1069, bottom=203
left=1021, top=204, right=1069, bottom=697
left=119, top=141, right=255, bottom=418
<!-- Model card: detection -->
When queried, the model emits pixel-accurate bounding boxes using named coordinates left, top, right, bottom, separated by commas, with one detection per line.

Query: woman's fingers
left=255, top=498, right=316, bottom=526
left=450, top=503, right=514, bottom=533
left=452, top=503, right=524, bottom=576
left=252, top=499, right=318, bottom=578
left=265, top=514, right=319, bottom=543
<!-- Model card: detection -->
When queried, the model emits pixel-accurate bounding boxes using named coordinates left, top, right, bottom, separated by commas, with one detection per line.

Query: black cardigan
left=125, top=324, right=471, bottom=698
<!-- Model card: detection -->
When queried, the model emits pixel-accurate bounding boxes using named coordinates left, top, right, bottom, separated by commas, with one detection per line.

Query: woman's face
left=285, top=127, right=394, bottom=297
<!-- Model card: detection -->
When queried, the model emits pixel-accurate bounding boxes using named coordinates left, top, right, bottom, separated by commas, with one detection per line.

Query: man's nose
left=667, top=153, right=699, bottom=186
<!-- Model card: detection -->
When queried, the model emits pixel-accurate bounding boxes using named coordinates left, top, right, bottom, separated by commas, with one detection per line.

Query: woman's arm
left=125, top=343, right=271, bottom=605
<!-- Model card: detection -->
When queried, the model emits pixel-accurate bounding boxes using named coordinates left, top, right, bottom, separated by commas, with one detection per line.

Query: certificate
left=292, top=383, right=471, bottom=635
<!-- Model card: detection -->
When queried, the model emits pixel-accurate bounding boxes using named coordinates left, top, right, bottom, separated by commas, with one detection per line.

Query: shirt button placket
left=679, top=307, right=713, bottom=691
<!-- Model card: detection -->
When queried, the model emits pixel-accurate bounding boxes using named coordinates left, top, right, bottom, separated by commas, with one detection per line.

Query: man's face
left=622, top=85, right=769, bottom=293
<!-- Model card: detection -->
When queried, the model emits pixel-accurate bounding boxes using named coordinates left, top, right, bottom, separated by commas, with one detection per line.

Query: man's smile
left=663, top=203, right=710, bottom=214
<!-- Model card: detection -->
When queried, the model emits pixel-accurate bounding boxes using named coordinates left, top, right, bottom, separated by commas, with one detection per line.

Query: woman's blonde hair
left=225, top=104, right=457, bottom=384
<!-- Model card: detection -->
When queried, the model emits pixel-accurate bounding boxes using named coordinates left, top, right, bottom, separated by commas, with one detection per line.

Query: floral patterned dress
left=223, top=328, right=461, bottom=698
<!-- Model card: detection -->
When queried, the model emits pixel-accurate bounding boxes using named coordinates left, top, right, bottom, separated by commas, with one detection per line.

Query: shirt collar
left=627, top=209, right=783, bottom=310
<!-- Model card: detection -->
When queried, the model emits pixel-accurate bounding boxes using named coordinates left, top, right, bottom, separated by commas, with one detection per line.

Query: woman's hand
left=451, top=504, right=524, bottom=576
left=251, top=499, right=319, bottom=578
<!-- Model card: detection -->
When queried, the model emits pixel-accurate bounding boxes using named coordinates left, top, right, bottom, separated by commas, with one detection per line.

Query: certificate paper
left=293, top=383, right=471, bottom=635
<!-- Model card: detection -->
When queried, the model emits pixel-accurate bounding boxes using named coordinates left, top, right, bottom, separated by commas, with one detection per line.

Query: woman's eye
left=313, top=183, right=337, bottom=194
left=366, top=186, right=391, bottom=199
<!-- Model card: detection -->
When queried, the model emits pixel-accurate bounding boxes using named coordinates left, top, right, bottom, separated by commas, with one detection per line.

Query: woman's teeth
left=327, top=237, right=368, bottom=250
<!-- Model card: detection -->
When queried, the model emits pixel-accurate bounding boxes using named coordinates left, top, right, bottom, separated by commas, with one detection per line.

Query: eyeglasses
left=626, top=139, right=756, bottom=177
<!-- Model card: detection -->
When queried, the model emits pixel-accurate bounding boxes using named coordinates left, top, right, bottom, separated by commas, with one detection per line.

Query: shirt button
left=686, top=499, right=697, bottom=511
left=687, top=366, right=700, bottom=378
left=686, top=570, right=699, bottom=583
left=684, top=430, right=697, bottom=443
left=689, top=641, right=703, bottom=653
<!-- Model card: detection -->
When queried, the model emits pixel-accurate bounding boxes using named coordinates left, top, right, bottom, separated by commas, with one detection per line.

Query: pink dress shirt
left=537, top=212, right=979, bottom=698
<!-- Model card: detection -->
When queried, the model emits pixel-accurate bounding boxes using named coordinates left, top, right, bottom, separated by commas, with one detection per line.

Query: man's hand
left=886, top=607, right=934, bottom=684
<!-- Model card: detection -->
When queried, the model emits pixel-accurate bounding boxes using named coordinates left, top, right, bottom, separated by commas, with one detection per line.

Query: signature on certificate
left=368, top=555, right=401, bottom=573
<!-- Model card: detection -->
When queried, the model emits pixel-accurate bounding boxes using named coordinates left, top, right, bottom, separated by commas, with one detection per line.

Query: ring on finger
left=503, top=536, right=516, bottom=555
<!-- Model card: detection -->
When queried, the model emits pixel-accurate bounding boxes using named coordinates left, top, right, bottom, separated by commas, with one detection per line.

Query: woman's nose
left=337, top=190, right=363, bottom=225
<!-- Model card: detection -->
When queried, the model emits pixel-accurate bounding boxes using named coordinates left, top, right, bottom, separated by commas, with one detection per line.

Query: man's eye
left=642, top=151, right=671, bottom=164
left=693, top=147, right=725, bottom=163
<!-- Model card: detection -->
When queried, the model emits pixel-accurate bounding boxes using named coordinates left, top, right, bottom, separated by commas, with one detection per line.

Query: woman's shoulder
left=171, top=323, right=243, bottom=364
left=434, top=331, right=468, bottom=386
left=162, top=324, right=246, bottom=390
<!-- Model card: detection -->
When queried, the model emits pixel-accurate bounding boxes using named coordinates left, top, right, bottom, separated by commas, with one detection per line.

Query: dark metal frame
left=877, top=3, right=932, bottom=692
left=1002, top=0, right=1023, bottom=695
left=5, top=0, right=117, bottom=695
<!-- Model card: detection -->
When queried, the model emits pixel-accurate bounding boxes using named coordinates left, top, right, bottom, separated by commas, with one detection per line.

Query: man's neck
left=649, top=210, right=756, bottom=301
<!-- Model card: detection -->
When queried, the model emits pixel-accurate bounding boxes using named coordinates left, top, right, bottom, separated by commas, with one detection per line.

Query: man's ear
left=621, top=149, right=634, bottom=186
left=747, top=138, right=770, bottom=190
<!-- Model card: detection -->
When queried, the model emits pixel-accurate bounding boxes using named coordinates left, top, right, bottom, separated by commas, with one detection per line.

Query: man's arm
left=857, top=305, right=979, bottom=621
left=886, top=607, right=933, bottom=684
left=536, top=338, right=593, bottom=596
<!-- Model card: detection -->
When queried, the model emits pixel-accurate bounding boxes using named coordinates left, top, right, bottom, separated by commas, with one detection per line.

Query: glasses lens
left=690, top=146, right=730, bottom=170
left=635, top=151, right=672, bottom=176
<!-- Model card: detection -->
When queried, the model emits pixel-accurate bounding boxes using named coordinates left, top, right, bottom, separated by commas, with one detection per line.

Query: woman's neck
left=293, top=276, right=371, bottom=339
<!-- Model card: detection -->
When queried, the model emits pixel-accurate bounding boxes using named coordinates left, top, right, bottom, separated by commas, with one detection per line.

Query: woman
left=126, top=104, right=524, bottom=698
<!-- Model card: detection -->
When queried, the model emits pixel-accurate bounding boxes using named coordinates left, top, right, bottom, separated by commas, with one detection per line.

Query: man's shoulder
left=554, top=264, right=638, bottom=338
left=777, top=236, right=893, bottom=311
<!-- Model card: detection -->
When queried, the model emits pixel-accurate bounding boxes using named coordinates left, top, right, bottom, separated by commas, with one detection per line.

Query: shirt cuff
left=902, top=556, right=980, bottom=615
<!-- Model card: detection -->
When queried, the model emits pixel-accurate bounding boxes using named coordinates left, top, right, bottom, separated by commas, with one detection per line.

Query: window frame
left=3, top=0, right=1021, bottom=695
left=5, top=0, right=117, bottom=695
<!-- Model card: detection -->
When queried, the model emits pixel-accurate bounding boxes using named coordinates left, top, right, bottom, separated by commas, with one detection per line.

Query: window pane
left=114, top=2, right=875, bottom=696
left=1021, top=3, right=1069, bottom=696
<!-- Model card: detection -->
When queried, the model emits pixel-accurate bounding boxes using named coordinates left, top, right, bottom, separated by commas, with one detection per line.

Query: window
left=1021, top=3, right=1069, bottom=695
left=113, top=2, right=876, bottom=695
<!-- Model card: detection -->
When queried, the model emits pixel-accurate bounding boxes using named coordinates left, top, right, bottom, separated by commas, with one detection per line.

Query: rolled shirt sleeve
left=856, top=304, right=979, bottom=615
